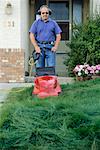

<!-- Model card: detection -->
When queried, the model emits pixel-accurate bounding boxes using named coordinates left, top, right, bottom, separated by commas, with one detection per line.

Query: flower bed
left=73, top=64, right=100, bottom=81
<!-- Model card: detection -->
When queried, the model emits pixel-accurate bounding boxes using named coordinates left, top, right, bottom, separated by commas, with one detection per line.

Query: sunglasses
left=41, top=12, right=49, bottom=14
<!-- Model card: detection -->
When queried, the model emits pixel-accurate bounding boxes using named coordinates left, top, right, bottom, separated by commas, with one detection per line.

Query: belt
left=37, top=41, right=54, bottom=44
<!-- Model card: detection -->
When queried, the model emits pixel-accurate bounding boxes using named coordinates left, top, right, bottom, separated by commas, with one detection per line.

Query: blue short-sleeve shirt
left=29, top=18, right=62, bottom=42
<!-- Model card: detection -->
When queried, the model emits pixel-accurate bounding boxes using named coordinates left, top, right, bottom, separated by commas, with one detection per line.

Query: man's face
left=40, top=7, right=49, bottom=21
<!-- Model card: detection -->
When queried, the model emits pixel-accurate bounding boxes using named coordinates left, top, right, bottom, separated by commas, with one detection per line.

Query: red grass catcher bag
left=32, top=76, right=62, bottom=98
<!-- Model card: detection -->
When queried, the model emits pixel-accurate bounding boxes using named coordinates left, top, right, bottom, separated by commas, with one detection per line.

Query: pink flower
left=96, top=64, right=100, bottom=71
left=73, top=64, right=100, bottom=77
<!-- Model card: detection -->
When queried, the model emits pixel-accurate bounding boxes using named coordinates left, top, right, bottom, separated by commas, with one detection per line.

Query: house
left=0, top=0, right=100, bottom=82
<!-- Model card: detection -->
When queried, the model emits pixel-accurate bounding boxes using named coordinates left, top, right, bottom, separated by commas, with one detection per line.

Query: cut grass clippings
left=0, top=78, right=100, bottom=150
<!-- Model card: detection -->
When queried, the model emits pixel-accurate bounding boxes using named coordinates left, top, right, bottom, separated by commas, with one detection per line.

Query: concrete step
left=25, top=76, right=75, bottom=84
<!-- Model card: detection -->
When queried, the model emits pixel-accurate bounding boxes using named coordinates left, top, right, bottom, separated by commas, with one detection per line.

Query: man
left=29, top=5, right=62, bottom=69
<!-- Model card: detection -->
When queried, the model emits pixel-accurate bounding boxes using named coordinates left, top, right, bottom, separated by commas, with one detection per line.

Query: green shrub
left=64, top=15, right=100, bottom=76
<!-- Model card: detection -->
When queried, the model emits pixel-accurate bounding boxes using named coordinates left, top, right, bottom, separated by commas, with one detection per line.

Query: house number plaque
left=4, top=20, right=15, bottom=27
left=7, top=21, right=15, bottom=27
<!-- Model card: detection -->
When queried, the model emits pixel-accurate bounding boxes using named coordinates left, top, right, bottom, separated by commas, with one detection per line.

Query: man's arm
left=29, top=33, right=41, bottom=53
left=51, top=34, right=61, bottom=52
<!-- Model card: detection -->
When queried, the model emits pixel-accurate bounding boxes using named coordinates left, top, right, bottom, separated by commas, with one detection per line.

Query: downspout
left=69, top=0, right=72, bottom=41
left=89, top=0, right=93, bottom=18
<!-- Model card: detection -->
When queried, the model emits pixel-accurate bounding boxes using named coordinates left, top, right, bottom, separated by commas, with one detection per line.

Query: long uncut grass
left=0, top=79, right=100, bottom=150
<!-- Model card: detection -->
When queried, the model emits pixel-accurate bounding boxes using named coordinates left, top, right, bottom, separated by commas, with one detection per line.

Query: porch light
left=5, top=2, right=13, bottom=15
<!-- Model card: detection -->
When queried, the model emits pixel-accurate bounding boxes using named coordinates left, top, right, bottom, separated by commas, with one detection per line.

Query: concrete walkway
left=0, top=83, right=33, bottom=107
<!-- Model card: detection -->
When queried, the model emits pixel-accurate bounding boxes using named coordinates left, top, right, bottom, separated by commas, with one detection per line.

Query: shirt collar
left=40, top=18, right=51, bottom=22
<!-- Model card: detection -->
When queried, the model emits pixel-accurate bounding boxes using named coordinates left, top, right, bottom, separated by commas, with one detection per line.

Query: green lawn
left=0, top=79, right=100, bottom=150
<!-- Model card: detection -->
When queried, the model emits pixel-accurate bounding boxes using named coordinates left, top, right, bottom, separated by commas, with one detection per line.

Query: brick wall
left=0, top=48, right=25, bottom=83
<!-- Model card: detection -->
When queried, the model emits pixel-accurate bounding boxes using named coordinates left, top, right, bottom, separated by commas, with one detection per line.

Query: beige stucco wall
left=90, top=0, right=100, bottom=16
left=0, top=0, right=21, bottom=48
left=93, top=0, right=100, bottom=15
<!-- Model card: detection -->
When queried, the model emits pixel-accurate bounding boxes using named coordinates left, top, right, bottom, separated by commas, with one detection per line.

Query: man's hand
left=35, top=45, right=41, bottom=53
left=51, top=34, right=61, bottom=52
left=51, top=46, right=58, bottom=52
